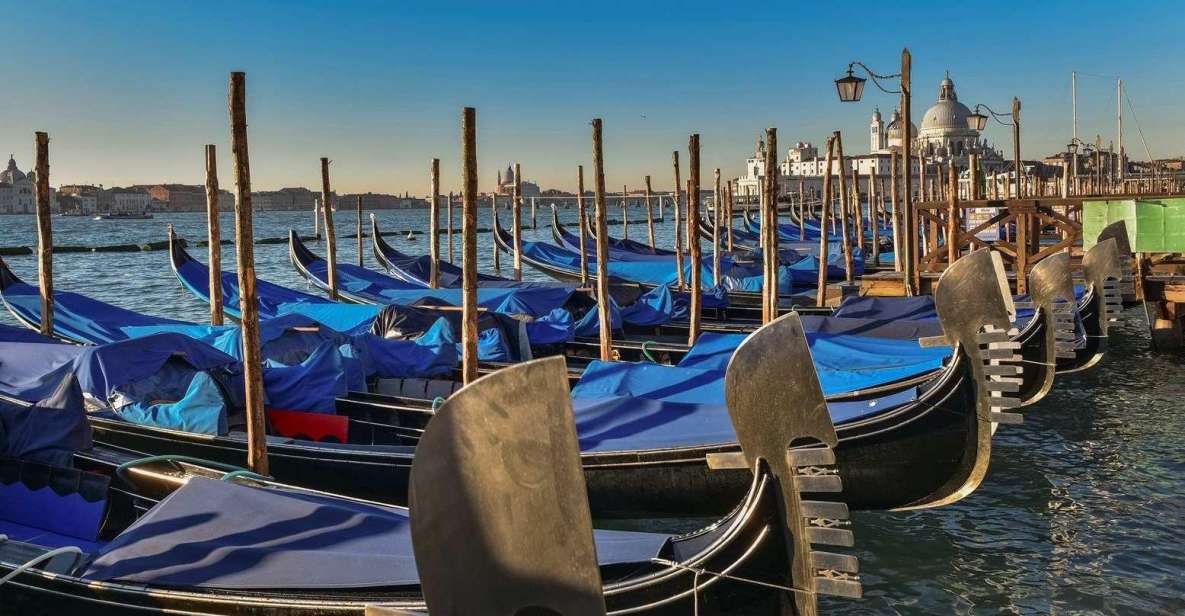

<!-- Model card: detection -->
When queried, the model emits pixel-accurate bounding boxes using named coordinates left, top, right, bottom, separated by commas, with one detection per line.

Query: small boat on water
left=93, top=212, right=153, bottom=220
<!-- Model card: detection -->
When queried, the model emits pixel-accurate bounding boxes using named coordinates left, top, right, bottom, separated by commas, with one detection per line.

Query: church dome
left=885, top=110, right=917, bottom=141
left=920, top=74, right=976, bottom=135
left=0, top=156, right=25, bottom=184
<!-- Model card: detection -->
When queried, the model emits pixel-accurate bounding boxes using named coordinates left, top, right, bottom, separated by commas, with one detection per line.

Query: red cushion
left=267, top=409, right=348, bottom=443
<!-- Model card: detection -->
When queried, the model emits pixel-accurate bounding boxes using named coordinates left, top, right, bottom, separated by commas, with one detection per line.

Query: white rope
left=0, top=535, right=83, bottom=586
left=650, top=557, right=813, bottom=596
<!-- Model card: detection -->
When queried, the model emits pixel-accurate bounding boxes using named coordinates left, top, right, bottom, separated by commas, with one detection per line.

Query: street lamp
left=970, top=101, right=1023, bottom=198
left=834, top=68, right=866, bottom=102
left=968, top=111, right=989, bottom=132
left=834, top=51, right=914, bottom=293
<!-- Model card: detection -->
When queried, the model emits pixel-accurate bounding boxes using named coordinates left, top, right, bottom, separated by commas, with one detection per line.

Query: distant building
left=254, top=187, right=324, bottom=211
left=495, top=164, right=541, bottom=198
left=137, top=184, right=234, bottom=212
left=338, top=192, right=426, bottom=209
left=109, top=188, right=151, bottom=213
left=0, top=155, right=57, bottom=214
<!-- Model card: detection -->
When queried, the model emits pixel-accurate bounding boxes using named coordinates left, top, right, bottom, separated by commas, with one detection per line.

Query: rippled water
left=1, top=211, right=1182, bottom=614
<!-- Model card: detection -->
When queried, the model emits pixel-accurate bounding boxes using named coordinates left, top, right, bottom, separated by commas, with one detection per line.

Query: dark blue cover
left=0, top=374, right=91, bottom=467
left=0, top=323, right=60, bottom=344
left=0, top=278, right=190, bottom=345
left=82, top=476, right=670, bottom=589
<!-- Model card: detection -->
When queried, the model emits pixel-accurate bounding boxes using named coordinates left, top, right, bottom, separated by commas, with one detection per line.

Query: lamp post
left=835, top=49, right=913, bottom=294
left=969, top=99, right=1022, bottom=198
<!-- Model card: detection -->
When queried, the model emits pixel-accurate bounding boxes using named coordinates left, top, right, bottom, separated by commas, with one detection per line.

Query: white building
left=738, top=73, right=1006, bottom=202
left=111, top=188, right=151, bottom=213
left=0, top=155, right=56, bottom=214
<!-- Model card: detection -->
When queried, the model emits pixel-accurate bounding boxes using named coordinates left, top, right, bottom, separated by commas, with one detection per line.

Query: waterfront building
left=738, top=74, right=1008, bottom=202
left=138, top=184, right=234, bottom=212
left=0, top=155, right=58, bottom=214
left=109, top=188, right=152, bottom=214
left=495, top=164, right=541, bottom=198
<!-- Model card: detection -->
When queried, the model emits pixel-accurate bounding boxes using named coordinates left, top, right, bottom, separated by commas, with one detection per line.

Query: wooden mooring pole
left=576, top=165, right=589, bottom=285
left=512, top=162, right=523, bottom=281
left=460, top=107, right=479, bottom=384
left=429, top=158, right=441, bottom=288
left=355, top=195, right=363, bottom=267
left=947, top=163, right=958, bottom=266
left=591, top=119, right=613, bottom=360
left=204, top=144, right=224, bottom=325
left=621, top=185, right=629, bottom=240
left=817, top=136, right=835, bottom=307
left=319, top=157, right=338, bottom=300
left=712, top=168, right=721, bottom=286
left=762, top=127, right=778, bottom=322
left=688, top=134, right=703, bottom=343
left=672, top=151, right=685, bottom=289
left=446, top=191, right=454, bottom=264
left=34, top=131, right=53, bottom=336
left=228, top=71, right=269, bottom=475
left=835, top=132, right=854, bottom=283
left=644, top=175, right=656, bottom=250
left=490, top=192, right=501, bottom=272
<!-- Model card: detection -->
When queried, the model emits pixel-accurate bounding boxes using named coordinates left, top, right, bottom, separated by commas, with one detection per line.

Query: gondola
left=1, top=345, right=860, bottom=614
left=0, top=246, right=1012, bottom=516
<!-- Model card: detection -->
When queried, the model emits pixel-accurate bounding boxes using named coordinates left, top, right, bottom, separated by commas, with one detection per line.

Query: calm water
left=1, top=210, right=1182, bottom=614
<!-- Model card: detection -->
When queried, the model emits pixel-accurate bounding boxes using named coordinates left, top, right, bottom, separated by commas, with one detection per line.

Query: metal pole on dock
left=204, top=144, right=224, bottom=325
left=762, top=127, right=778, bottom=323
left=672, top=151, right=685, bottom=289
left=817, top=136, right=836, bottom=307
left=512, top=162, right=523, bottom=281
left=228, top=72, right=269, bottom=475
left=575, top=165, right=589, bottom=285
left=34, top=131, right=53, bottom=337
left=688, top=134, right=703, bottom=343
left=644, top=175, right=656, bottom=250
left=429, top=158, right=441, bottom=288
left=835, top=132, right=854, bottom=283
left=591, top=119, right=613, bottom=360
left=319, top=157, right=339, bottom=300
left=712, top=168, right=721, bottom=286
left=460, top=108, right=479, bottom=385
left=1012, top=97, right=1022, bottom=199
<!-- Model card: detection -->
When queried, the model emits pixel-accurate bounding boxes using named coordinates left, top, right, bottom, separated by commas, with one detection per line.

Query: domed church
left=871, top=73, right=1005, bottom=171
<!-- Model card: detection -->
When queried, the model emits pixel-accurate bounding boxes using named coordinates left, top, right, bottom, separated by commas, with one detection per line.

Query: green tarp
left=1083, top=198, right=1185, bottom=252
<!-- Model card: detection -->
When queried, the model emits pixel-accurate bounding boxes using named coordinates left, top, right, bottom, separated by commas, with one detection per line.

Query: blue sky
left=0, top=1, right=1180, bottom=193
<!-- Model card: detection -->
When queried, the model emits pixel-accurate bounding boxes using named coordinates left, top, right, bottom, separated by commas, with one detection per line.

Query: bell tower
left=870, top=107, right=885, bottom=153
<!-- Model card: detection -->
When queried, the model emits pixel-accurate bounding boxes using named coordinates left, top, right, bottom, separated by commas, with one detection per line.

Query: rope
left=640, top=340, right=659, bottom=363
left=0, top=536, right=83, bottom=587
left=220, top=469, right=272, bottom=482
left=430, top=396, right=446, bottom=411
left=116, top=454, right=262, bottom=483
left=650, top=557, right=812, bottom=596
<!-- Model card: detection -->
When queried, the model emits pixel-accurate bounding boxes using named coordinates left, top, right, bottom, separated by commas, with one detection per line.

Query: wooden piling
left=712, top=168, right=721, bottom=286
left=621, top=185, right=629, bottom=240
left=446, top=191, right=454, bottom=263
left=835, top=132, right=854, bottom=283
left=817, top=136, right=835, bottom=307
left=491, top=192, right=501, bottom=271
left=319, top=157, right=338, bottom=300
left=356, top=195, right=363, bottom=267
left=576, top=165, right=589, bottom=284
left=461, top=107, right=479, bottom=384
left=798, top=176, right=806, bottom=240
left=762, top=127, right=778, bottom=322
left=204, top=144, right=224, bottom=325
left=726, top=179, right=734, bottom=252
left=429, top=158, right=441, bottom=287
left=512, top=162, right=523, bottom=281
left=851, top=165, right=865, bottom=258
left=947, top=163, right=958, bottom=266
left=688, top=134, right=703, bottom=343
left=591, top=119, right=613, bottom=360
left=890, top=151, right=901, bottom=272
left=672, top=151, right=685, bottom=289
left=228, top=72, right=269, bottom=475
left=869, top=167, right=879, bottom=267
left=34, top=132, right=52, bottom=337
left=644, top=175, right=656, bottom=250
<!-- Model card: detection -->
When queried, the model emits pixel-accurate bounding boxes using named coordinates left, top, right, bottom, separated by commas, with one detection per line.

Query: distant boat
left=94, top=212, right=154, bottom=220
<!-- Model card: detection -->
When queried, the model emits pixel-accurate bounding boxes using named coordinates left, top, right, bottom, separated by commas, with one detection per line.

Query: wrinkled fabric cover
left=263, top=342, right=363, bottom=414
left=0, top=323, right=60, bottom=344
left=301, top=251, right=576, bottom=317
left=116, top=372, right=229, bottom=436
left=83, top=477, right=670, bottom=589
left=0, top=374, right=91, bottom=467
left=0, top=279, right=190, bottom=344
left=377, top=240, right=575, bottom=290
left=174, top=255, right=328, bottom=321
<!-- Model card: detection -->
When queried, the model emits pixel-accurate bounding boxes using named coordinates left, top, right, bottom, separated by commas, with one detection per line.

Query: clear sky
left=1, top=1, right=1181, bottom=194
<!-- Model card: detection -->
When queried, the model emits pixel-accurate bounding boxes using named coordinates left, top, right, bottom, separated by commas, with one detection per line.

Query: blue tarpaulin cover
left=82, top=476, right=670, bottom=589
left=0, top=374, right=91, bottom=468
left=0, top=322, right=60, bottom=344
left=0, top=278, right=190, bottom=344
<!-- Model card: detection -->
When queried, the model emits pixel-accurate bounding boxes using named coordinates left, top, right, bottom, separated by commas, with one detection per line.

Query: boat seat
left=0, top=458, right=109, bottom=553
left=374, top=377, right=462, bottom=400
left=266, top=409, right=348, bottom=443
